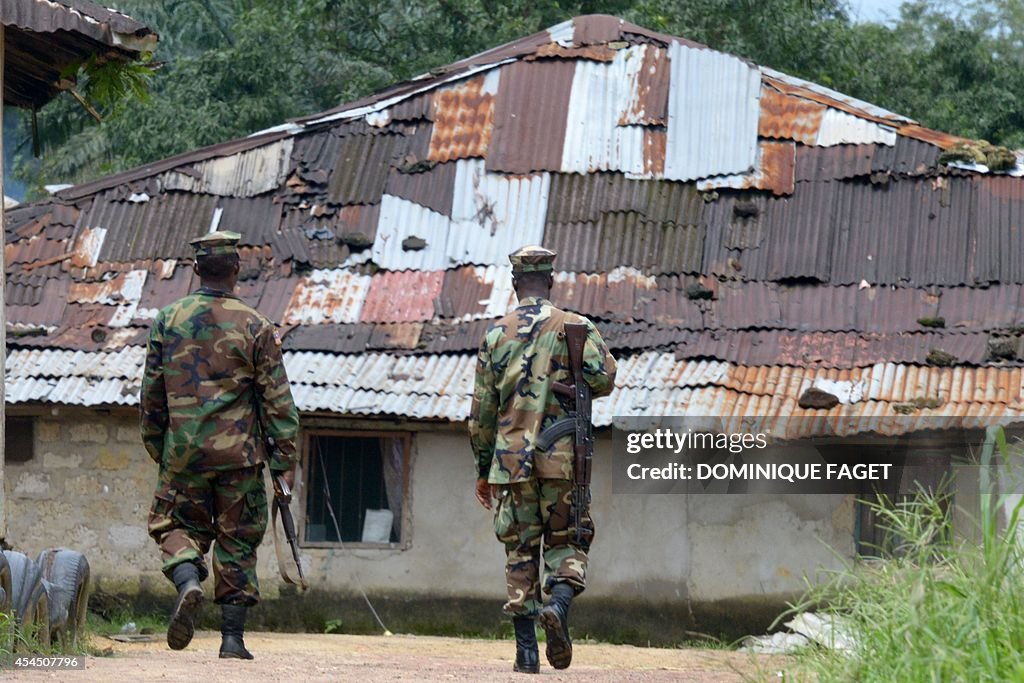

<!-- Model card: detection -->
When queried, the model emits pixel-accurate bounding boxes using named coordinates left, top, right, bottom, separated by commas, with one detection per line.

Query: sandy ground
left=3, top=631, right=787, bottom=682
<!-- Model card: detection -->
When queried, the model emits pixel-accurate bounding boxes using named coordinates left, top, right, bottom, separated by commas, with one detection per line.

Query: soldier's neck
left=514, top=286, right=551, bottom=302
left=198, top=277, right=237, bottom=294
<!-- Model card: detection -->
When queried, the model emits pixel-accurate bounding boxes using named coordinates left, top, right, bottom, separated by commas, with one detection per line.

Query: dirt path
left=5, top=631, right=785, bottom=682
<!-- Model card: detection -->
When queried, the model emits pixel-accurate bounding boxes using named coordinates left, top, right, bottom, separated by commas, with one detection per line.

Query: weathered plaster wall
left=4, top=411, right=854, bottom=611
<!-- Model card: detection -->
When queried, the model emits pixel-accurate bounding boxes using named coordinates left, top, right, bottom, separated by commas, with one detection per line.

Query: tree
left=13, top=0, right=1024, bottom=197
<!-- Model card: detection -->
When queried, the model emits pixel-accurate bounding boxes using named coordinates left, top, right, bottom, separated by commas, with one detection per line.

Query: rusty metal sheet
left=79, top=190, right=217, bottom=262
left=871, top=136, right=941, bottom=176
left=937, top=285, right=1024, bottom=329
left=435, top=266, right=514, bottom=321
left=703, top=185, right=835, bottom=282
left=387, top=92, right=435, bottom=122
left=6, top=277, right=69, bottom=328
left=528, top=43, right=617, bottom=62
left=282, top=269, right=371, bottom=325
left=384, top=162, right=457, bottom=216
left=551, top=268, right=658, bottom=322
left=282, top=323, right=374, bottom=354
left=428, top=71, right=498, bottom=163
left=216, top=195, right=282, bottom=245
left=795, top=144, right=875, bottom=182
left=136, top=263, right=195, bottom=317
left=418, top=319, right=494, bottom=353
left=831, top=177, right=975, bottom=286
left=757, top=85, right=825, bottom=145
left=547, top=171, right=705, bottom=225
left=561, top=45, right=658, bottom=176
left=68, top=226, right=107, bottom=268
left=4, top=235, right=66, bottom=265
left=621, top=44, right=668, bottom=126
left=761, top=70, right=912, bottom=127
left=367, top=323, right=424, bottom=350
left=976, top=176, right=1024, bottom=284
left=327, top=131, right=411, bottom=204
left=697, top=141, right=795, bottom=196
left=361, top=270, right=445, bottom=323
left=545, top=214, right=704, bottom=275
left=487, top=60, right=574, bottom=174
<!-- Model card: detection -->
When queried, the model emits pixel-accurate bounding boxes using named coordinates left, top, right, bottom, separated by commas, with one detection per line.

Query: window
left=856, top=446, right=952, bottom=557
left=303, top=431, right=411, bottom=547
left=6, top=418, right=34, bottom=462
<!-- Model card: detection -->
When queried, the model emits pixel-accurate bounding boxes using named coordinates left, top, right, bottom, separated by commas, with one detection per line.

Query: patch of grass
left=86, top=608, right=166, bottom=637
left=782, top=426, right=1024, bottom=682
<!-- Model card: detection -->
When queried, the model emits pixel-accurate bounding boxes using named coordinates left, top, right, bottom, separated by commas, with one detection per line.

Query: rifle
left=535, top=323, right=592, bottom=543
left=264, top=433, right=309, bottom=591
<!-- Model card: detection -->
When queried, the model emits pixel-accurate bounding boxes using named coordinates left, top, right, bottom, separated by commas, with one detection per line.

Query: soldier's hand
left=279, top=468, right=296, bottom=491
left=475, top=478, right=495, bottom=510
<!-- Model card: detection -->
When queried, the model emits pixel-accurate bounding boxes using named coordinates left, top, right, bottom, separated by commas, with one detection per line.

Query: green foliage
left=14, top=0, right=1024, bottom=196
left=785, top=426, right=1024, bottom=682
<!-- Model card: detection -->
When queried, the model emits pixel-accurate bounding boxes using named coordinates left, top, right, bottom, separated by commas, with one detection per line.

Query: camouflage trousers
left=494, top=478, right=595, bottom=617
left=148, top=464, right=268, bottom=606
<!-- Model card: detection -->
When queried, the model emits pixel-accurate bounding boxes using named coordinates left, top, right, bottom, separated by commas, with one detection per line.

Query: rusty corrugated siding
left=621, top=44, right=668, bottom=126
left=758, top=85, right=824, bottom=144
left=435, top=266, right=514, bottom=320
left=831, top=177, right=975, bottom=286
left=545, top=213, right=705, bottom=274
left=547, top=172, right=705, bottom=224
left=383, top=163, right=457, bottom=216
left=697, top=141, right=795, bottom=196
left=487, top=60, right=574, bottom=173
left=427, top=71, right=497, bottom=162
left=361, top=270, right=445, bottom=323
left=976, top=176, right=1024, bottom=284
left=77, top=190, right=217, bottom=262
left=795, top=145, right=875, bottom=182
left=282, top=269, right=371, bottom=325
left=327, top=131, right=411, bottom=204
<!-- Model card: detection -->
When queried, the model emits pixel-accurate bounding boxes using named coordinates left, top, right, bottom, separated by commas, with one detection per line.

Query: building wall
left=3, top=409, right=855, bottom=608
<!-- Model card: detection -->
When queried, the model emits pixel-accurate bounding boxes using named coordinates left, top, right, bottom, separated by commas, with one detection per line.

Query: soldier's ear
left=192, top=260, right=200, bottom=276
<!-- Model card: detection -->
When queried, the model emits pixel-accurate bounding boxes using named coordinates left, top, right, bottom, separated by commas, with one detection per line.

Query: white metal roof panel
left=663, top=42, right=761, bottom=182
left=815, top=108, right=897, bottom=147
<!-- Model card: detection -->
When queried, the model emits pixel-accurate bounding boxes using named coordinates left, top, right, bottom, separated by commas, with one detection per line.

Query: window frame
left=298, top=428, right=413, bottom=550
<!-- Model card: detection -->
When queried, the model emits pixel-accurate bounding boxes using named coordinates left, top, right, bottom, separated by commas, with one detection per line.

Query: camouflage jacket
left=468, top=296, right=616, bottom=483
left=140, top=287, right=300, bottom=473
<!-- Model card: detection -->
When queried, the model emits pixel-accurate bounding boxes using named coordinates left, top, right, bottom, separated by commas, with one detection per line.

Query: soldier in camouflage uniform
left=140, top=231, right=299, bottom=660
left=469, top=246, right=616, bottom=674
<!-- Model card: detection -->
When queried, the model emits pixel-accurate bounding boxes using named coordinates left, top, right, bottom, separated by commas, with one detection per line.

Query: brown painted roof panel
left=758, top=85, right=824, bottom=145
left=427, top=74, right=496, bottom=163
left=487, top=60, right=574, bottom=173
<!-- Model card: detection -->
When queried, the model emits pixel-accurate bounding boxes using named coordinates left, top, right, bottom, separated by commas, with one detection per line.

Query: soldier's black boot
left=540, top=582, right=575, bottom=670
left=167, top=562, right=204, bottom=651
left=219, top=604, right=254, bottom=660
left=512, top=616, right=539, bottom=674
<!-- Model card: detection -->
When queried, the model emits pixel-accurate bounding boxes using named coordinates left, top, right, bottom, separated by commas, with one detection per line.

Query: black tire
left=36, top=548, right=91, bottom=650
left=3, top=550, right=51, bottom=651
left=0, top=551, right=11, bottom=614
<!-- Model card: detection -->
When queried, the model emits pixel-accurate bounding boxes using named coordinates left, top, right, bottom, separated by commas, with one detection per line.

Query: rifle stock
left=264, top=434, right=308, bottom=589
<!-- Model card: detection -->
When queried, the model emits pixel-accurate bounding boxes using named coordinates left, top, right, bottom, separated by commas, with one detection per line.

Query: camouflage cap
left=190, top=230, right=241, bottom=257
left=509, top=245, right=557, bottom=273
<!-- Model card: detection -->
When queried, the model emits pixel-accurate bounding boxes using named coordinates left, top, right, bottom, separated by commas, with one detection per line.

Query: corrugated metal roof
left=757, top=85, right=824, bottom=144
left=360, top=270, right=445, bottom=323
left=6, top=376, right=140, bottom=406
left=561, top=45, right=653, bottom=176
left=4, top=235, right=66, bottom=265
left=546, top=171, right=705, bottom=225
left=6, top=346, right=145, bottom=379
left=373, top=160, right=549, bottom=270
left=282, top=269, right=371, bottom=325
left=383, top=162, right=457, bottom=216
left=760, top=68, right=913, bottom=126
left=435, top=266, right=514, bottom=320
left=795, top=144, right=875, bottom=182
left=68, top=226, right=107, bottom=268
left=427, top=70, right=498, bottom=162
left=79, top=190, right=217, bottom=262
left=830, top=177, right=975, bottom=286
left=160, top=139, right=294, bottom=197
left=552, top=268, right=659, bottom=322
left=487, top=60, right=574, bottom=173
left=327, top=131, right=411, bottom=204
left=696, top=141, right=795, bottom=196
left=621, top=44, right=669, bottom=126
left=815, top=108, right=897, bottom=147
left=975, top=176, right=1024, bottom=284
left=67, top=269, right=147, bottom=327
left=663, top=42, right=761, bottom=181
left=546, top=213, right=704, bottom=274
